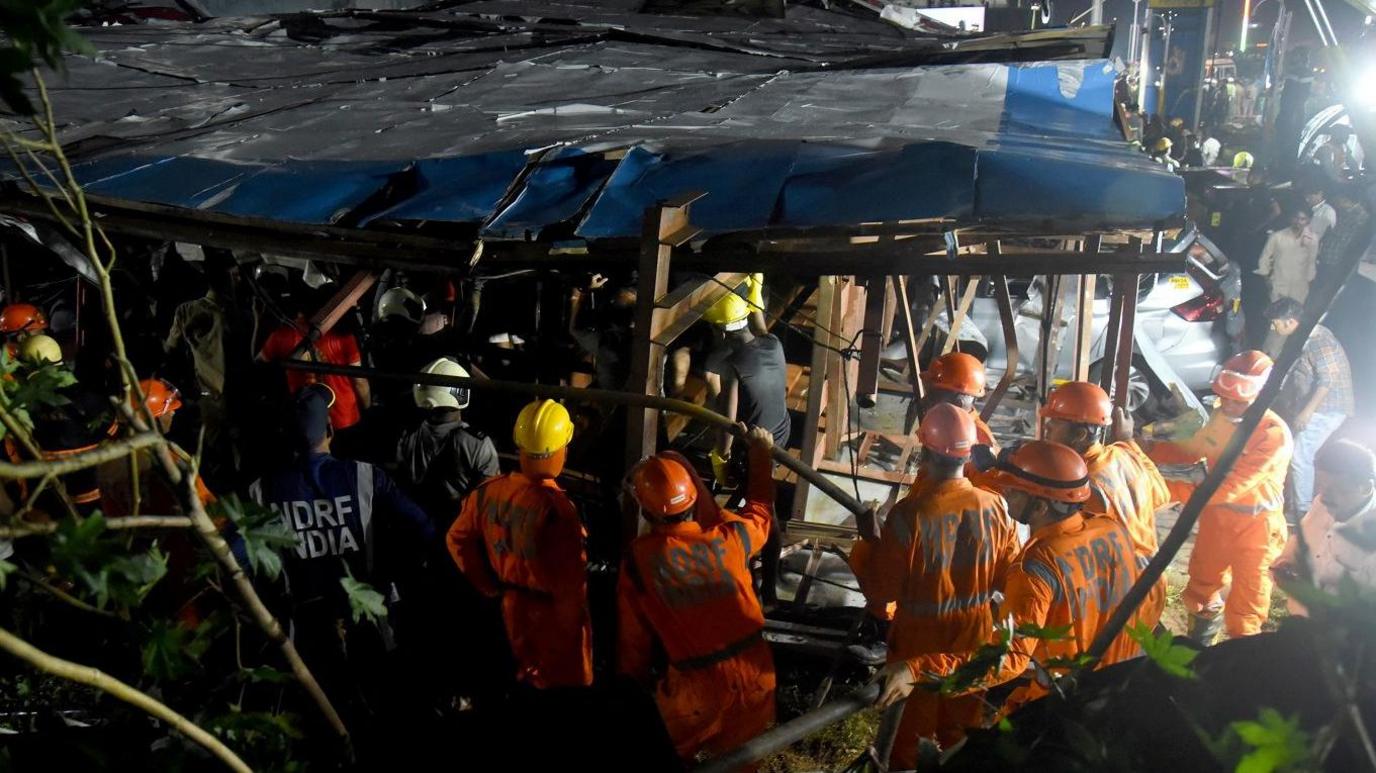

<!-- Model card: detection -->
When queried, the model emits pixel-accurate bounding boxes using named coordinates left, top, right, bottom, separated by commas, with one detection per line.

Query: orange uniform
left=617, top=452, right=775, bottom=762
left=1148, top=410, right=1293, bottom=636
left=448, top=472, right=593, bottom=689
left=850, top=477, right=1019, bottom=763
left=1079, top=440, right=1172, bottom=629
left=983, top=513, right=1144, bottom=708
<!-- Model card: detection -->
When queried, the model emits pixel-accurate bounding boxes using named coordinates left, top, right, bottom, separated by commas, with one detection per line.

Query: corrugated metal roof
left=6, top=3, right=1183, bottom=239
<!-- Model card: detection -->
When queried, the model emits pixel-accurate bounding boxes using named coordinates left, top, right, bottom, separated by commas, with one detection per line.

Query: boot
left=1187, top=613, right=1223, bottom=646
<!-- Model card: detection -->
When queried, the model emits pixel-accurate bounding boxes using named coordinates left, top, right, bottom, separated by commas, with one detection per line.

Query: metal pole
left=280, top=359, right=875, bottom=521
left=1091, top=0, right=1104, bottom=26
left=1129, top=0, right=1143, bottom=65
left=1157, top=13, right=1173, bottom=117
left=691, top=683, right=882, bottom=773
left=1192, top=5, right=1215, bottom=130
left=981, top=273, right=1019, bottom=423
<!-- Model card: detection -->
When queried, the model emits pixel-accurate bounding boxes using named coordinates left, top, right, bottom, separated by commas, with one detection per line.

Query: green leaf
left=340, top=565, right=387, bottom=628
left=214, top=496, right=296, bottom=581
left=1128, top=622, right=1199, bottom=680
left=237, top=666, right=293, bottom=685
left=1014, top=622, right=1073, bottom=641
left=1229, top=709, right=1311, bottom=773
left=0, top=559, right=15, bottom=590
left=141, top=619, right=212, bottom=681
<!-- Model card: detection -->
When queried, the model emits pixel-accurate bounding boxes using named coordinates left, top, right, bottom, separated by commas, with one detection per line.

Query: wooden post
left=981, top=272, right=1018, bottom=422
left=824, top=278, right=863, bottom=459
left=1034, top=275, right=1063, bottom=425
left=940, top=276, right=981, bottom=355
left=1072, top=237, right=1101, bottom=381
left=793, top=276, right=838, bottom=520
left=856, top=276, right=888, bottom=408
left=625, top=195, right=702, bottom=473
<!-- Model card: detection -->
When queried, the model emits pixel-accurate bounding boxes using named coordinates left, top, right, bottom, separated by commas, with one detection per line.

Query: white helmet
left=378, top=287, right=426, bottom=325
left=413, top=357, right=470, bottom=409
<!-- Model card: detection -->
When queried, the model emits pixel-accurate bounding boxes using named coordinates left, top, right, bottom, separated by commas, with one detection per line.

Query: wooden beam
left=823, top=278, right=860, bottom=460
left=793, top=276, right=837, bottom=520
left=308, top=271, right=379, bottom=339
left=649, top=271, right=748, bottom=346
left=940, top=276, right=982, bottom=355
left=855, top=276, right=888, bottom=408
left=1071, top=236, right=1102, bottom=381
left=981, top=270, right=1018, bottom=423
left=625, top=196, right=702, bottom=475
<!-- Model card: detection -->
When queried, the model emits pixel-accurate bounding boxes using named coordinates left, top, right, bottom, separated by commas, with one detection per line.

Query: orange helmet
left=0, top=304, right=47, bottom=335
left=1212, top=350, right=1272, bottom=403
left=1041, top=381, right=1112, bottom=426
left=631, top=455, right=699, bottom=520
left=136, top=378, right=182, bottom=418
left=987, top=440, right=1091, bottom=503
left=919, top=402, right=976, bottom=459
left=922, top=352, right=986, bottom=397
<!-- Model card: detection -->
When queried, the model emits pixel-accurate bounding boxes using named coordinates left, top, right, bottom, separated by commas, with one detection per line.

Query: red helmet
left=631, top=455, right=699, bottom=519
left=1041, top=381, right=1112, bottom=426
left=922, top=352, right=986, bottom=397
left=0, top=304, right=47, bottom=335
left=919, top=402, right=976, bottom=459
left=986, top=440, right=1091, bottom=503
left=136, top=378, right=182, bottom=418
left=1212, top=350, right=1273, bottom=403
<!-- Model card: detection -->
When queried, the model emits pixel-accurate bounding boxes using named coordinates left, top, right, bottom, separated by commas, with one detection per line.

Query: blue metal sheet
left=361, top=151, right=532, bottom=226
left=483, top=148, right=619, bottom=239
left=776, top=142, right=978, bottom=227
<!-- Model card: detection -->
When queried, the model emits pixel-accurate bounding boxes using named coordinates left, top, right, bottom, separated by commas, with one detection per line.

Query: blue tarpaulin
left=9, top=4, right=1184, bottom=240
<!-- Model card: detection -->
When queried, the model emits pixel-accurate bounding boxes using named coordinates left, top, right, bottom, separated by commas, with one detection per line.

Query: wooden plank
left=823, top=278, right=855, bottom=459
left=1072, top=236, right=1102, bottom=381
left=792, top=276, right=837, bottom=520
left=650, top=271, right=749, bottom=346
left=855, top=276, right=888, bottom=407
left=940, top=276, right=982, bottom=354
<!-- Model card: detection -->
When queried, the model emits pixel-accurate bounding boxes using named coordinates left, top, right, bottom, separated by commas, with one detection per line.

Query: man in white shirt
left=1256, top=208, right=1320, bottom=308
left=1305, top=187, right=1337, bottom=243
left=1274, top=439, right=1376, bottom=615
left=1201, top=134, right=1221, bottom=166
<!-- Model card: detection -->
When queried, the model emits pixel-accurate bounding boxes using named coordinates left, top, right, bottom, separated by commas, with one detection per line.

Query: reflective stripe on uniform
left=899, top=590, right=995, bottom=618
left=1215, top=495, right=1283, bottom=516
left=1024, top=558, right=1063, bottom=604
left=890, top=510, right=914, bottom=550
left=357, top=461, right=374, bottom=572
left=731, top=520, right=752, bottom=562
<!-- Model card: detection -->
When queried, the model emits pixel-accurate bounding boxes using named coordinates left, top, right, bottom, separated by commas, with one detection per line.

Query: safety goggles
left=1214, top=368, right=1269, bottom=400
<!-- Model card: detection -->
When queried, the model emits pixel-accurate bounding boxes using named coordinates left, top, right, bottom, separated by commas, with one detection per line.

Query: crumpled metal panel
left=3, top=3, right=1182, bottom=236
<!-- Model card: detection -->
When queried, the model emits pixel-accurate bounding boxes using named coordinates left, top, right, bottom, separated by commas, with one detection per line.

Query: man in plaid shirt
left=1267, top=297, right=1354, bottom=519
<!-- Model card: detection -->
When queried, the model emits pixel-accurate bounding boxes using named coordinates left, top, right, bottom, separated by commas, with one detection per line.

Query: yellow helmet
left=18, top=334, right=62, bottom=365
left=1152, top=137, right=1173, bottom=153
left=702, top=273, right=764, bottom=330
left=513, top=399, right=574, bottom=456
left=1232, top=151, right=1254, bottom=169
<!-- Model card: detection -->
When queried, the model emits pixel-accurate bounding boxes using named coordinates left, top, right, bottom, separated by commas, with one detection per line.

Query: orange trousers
left=501, top=592, right=593, bottom=689
left=891, top=690, right=985, bottom=769
left=1184, top=508, right=1288, bottom=637
left=657, top=639, right=775, bottom=763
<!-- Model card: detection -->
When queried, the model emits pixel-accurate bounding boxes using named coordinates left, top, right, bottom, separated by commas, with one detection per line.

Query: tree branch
left=0, top=515, right=192, bottom=539
left=0, top=625, right=251, bottom=772
left=115, top=401, right=352, bottom=744
left=0, top=433, right=165, bottom=480
left=0, top=400, right=80, bottom=519
left=17, top=568, right=120, bottom=620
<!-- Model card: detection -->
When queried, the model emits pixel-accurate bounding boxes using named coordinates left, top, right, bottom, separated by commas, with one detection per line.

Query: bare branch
left=0, top=400, right=80, bottom=520
left=0, top=515, right=193, bottom=539
left=0, top=433, right=165, bottom=480
left=0, top=625, right=251, bottom=772
left=17, top=568, right=120, bottom=620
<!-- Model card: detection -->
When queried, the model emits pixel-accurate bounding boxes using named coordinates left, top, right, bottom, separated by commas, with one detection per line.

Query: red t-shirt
left=259, top=324, right=363, bottom=429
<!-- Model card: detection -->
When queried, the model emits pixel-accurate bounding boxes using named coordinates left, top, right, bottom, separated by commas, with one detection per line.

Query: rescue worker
left=703, top=275, right=789, bottom=483
left=1040, top=381, right=1172, bottom=629
left=13, top=335, right=112, bottom=514
left=392, top=357, right=501, bottom=715
left=854, top=404, right=1019, bottom=764
left=922, top=352, right=997, bottom=450
left=0, top=303, right=47, bottom=341
left=396, top=357, right=500, bottom=525
left=702, top=277, right=788, bottom=604
left=1147, top=351, right=1293, bottom=643
left=974, top=440, right=1145, bottom=708
left=447, top=398, right=593, bottom=689
left=100, top=378, right=216, bottom=628
left=248, top=383, right=436, bottom=716
left=618, top=425, right=777, bottom=764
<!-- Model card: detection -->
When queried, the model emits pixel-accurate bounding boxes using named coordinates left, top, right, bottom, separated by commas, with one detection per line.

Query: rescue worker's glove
left=709, top=448, right=733, bottom=487
left=969, top=444, right=997, bottom=473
